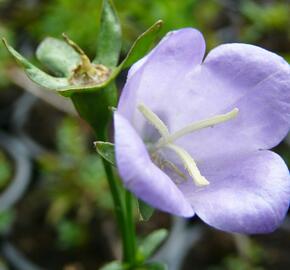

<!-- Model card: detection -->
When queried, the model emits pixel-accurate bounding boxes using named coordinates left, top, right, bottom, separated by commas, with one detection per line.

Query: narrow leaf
left=36, top=37, right=81, bottom=77
left=94, top=141, right=116, bottom=166
left=94, top=0, right=122, bottom=67
left=2, top=38, right=69, bottom=90
left=139, top=229, right=168, bottom=259
left=138, top=199, right=155, bottom=222
left=120, top=20, right=163, bottom=69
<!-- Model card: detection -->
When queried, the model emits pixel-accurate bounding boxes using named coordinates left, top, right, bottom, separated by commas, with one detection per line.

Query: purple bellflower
left=114, top=28, right=290, bottom=234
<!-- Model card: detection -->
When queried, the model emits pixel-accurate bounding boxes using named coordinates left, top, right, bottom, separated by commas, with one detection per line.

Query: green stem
left=98, top=130, right=137, bottom=267
left=125, top=191, right=137, bottom=265
left=71, top=87, right=137, bottom=266
left=96, top=129, right=130, bottom=263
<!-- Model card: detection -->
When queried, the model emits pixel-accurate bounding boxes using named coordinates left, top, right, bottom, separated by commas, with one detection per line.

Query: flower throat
left=138, top=103, right=239, bottom=187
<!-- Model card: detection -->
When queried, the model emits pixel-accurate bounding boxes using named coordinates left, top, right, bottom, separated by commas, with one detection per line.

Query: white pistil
left=138, top=103, right=239, bottom=187
left=138, top=103, right=170, bottom=138
left=165, top=144, right=209, bottom=187
left=157, top=108, right=239, bottom=147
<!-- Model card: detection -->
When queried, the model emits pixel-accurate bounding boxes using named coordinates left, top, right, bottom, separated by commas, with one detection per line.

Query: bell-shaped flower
left=114, top=28, right=290, bottom=234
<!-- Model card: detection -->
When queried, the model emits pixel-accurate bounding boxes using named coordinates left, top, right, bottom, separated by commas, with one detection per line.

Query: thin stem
left=71, top=88, right=136, bottom=265
left=96, top=129, right=130, bottom=263
left=125, top=191, right=137, bottom=264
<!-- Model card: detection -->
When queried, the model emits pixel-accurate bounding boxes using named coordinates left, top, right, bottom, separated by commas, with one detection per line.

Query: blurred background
left=0, top=0, right=289, bottom=269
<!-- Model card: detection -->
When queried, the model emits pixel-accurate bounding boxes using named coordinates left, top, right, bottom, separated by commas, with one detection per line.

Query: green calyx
left=1, top=17, right=162, bottom=97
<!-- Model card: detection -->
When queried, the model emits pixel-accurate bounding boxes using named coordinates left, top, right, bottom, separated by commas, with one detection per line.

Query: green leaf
left=2, top=38, right=69, bottom=90
left=138, top=199, right=155, bottom=222
left=139, top=229, right=168, bottom=259
left=36, top=37, right=81, bottom=77
left=94, top=0, right=122, bottom=67
left=94, top=141, right=116, bottom=166
left=120, top=20, right=163, bottom=69
left=99, top=261, right=124, bottom=270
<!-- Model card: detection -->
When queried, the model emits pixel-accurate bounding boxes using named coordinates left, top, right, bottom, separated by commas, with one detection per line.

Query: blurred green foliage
left=240, top=1, right=290, bottom=60
left=0, top=24, right=14, bottom=87
left=57, top=219, right=88, bottom=249
left=0, top=209, right=15, bottom=234
left=1, top=0, right=289, bottom=64
left=38, top=117, right=113, bottom=248
left=209, top=238, right=265, bottom=270
left=116, top=0, right=224, bottom=50
left=25, top=0, right=289, bottom=57
left=242, top=1, right=289, bottom=31
left=0, top=257, right=9, bottom=270
left=30, top=0, right=103, bottom=57
left=39, top=117, right=113, bottom=220
left=28, top=0, right=222, bottom=54
left=0, top=149, right=12, bottom=190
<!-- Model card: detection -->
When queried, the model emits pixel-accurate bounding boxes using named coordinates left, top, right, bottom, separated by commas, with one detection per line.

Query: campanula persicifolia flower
left=114, top=28, right=290, bottom=233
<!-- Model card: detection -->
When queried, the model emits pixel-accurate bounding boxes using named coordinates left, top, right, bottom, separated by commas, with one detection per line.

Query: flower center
left=138, top=103, right=239, bottom=187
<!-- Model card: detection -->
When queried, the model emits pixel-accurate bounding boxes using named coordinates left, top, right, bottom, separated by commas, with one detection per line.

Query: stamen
left=138, top=103, right=170, bottom=138
left=138, top=104, right=238, bottom=188
left=165, top=144, right=209, bottom=187
left=161, top=160, right=187, bottom=180
left=157, top=108, right=239, bottom=147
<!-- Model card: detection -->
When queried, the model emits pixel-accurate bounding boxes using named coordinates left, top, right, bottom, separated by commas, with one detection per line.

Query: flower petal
left=181, top=150, right=290, bottom=233
left=118, top=28, right=206, bottom=121
left=114, top=112, right=194, bottom=217
left=119, top=34, right=290, bottom=162
left=170, top=44, right=290, bottom=161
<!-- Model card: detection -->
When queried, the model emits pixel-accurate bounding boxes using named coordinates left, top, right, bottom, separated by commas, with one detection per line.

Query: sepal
left=36, top=37, right=81, bottom=77
left=94, top=0, right=122, bottom=68
left=2, top=38, right=69, bottom=90
left=120, top=20, right=162, bottom=69
left=2, top=20, right=162, bottom=97
left=94, top=141, right=116, bottom=166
